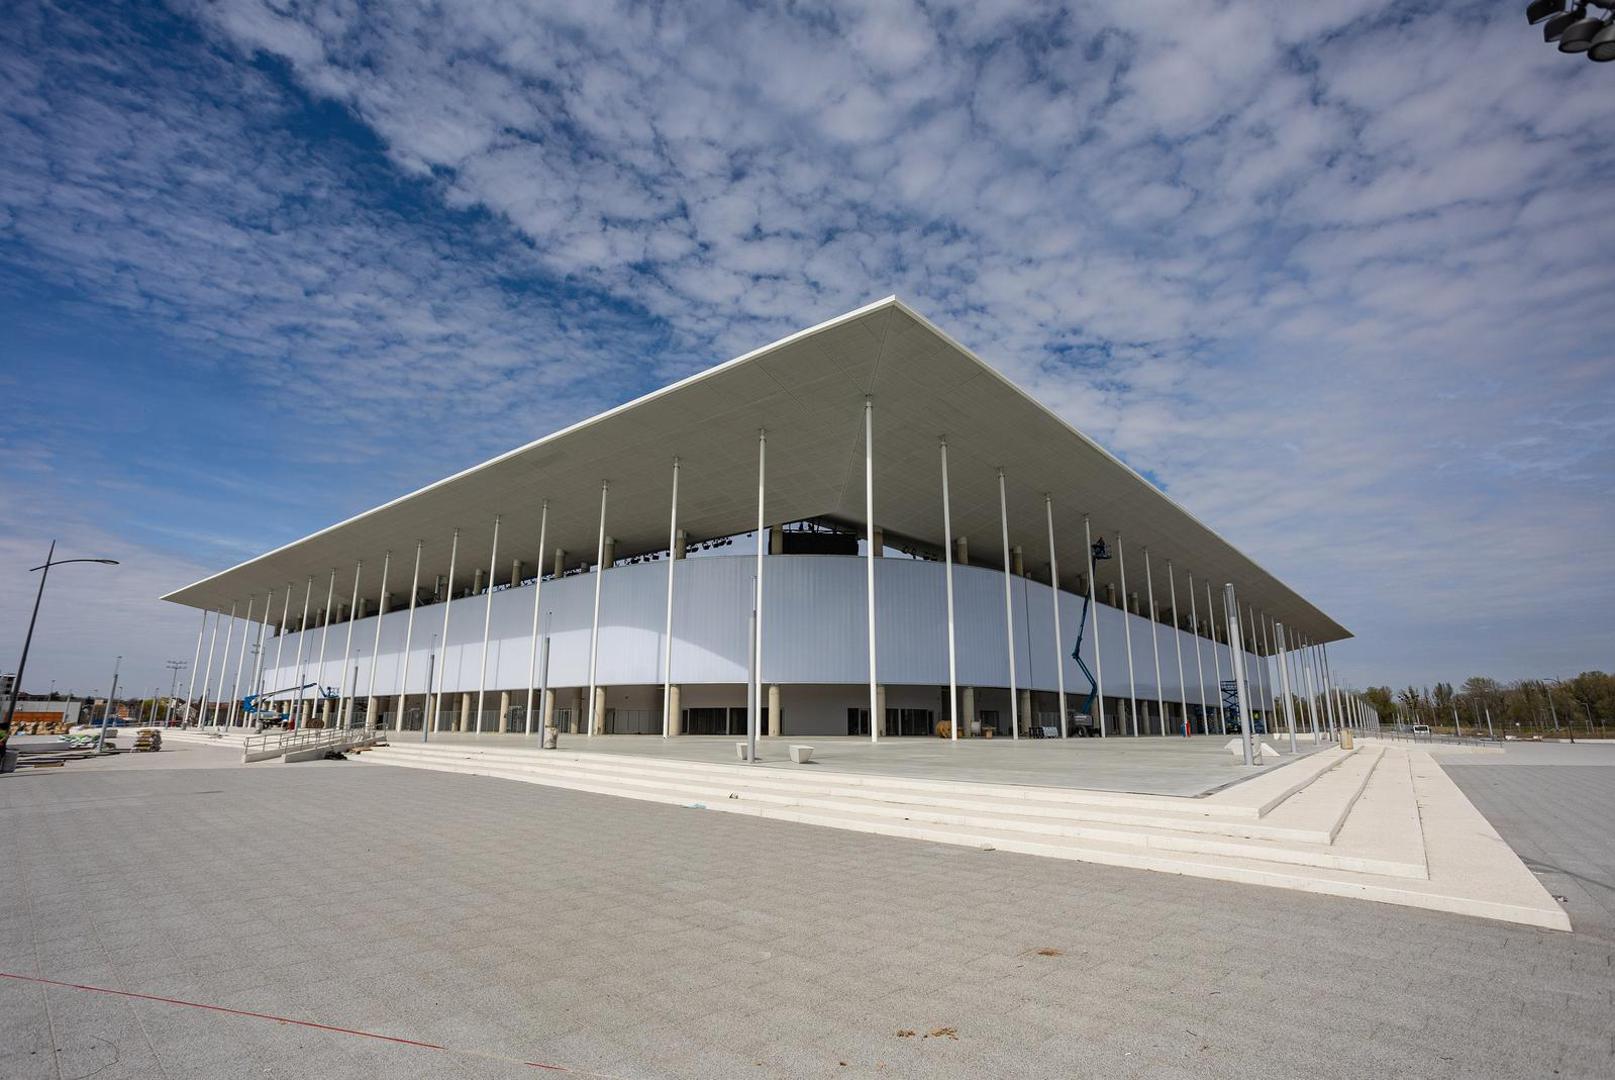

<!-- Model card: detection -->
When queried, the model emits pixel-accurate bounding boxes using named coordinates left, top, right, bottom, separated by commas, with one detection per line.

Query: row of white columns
left=184, top=396, right=1358, bottom=747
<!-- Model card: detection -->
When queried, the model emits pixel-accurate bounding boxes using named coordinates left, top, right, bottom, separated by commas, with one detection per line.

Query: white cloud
left=1, top=0, right=1611, bottom=690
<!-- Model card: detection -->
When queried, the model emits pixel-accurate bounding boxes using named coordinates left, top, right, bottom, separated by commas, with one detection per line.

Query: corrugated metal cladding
left=259, top=554, right=1264, bottom=704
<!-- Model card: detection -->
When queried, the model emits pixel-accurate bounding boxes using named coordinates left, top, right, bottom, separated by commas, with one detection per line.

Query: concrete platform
left=397, top=731, right=1327, bottom=796
left=358, top=738, right=1571, bottom=929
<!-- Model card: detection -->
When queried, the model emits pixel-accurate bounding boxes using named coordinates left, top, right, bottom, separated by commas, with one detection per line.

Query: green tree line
left=1358, top=671, right=1614, bottom=737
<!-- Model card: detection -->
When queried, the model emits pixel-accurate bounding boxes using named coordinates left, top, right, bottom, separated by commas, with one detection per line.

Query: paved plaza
left=2, top=741, right=1611, bottom=1079
left=1441, top=742, right=1615, bottom=943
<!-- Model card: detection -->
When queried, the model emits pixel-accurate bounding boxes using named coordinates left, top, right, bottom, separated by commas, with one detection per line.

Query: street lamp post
left=163, top=659, right=187, bottom=727
left=96, top=655, right=122, bottom=752
left=2, top=541, right=119, bottom=744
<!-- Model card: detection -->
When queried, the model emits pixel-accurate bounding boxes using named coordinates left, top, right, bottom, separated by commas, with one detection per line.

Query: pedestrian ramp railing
left=242, top=725, right=385, bottom=764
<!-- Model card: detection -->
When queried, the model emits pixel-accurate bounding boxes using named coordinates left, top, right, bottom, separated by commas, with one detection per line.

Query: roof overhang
left=162, top=297, right=1351, bottom=644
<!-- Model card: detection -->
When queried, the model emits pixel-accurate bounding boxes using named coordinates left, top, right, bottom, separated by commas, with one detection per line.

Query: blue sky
left=2, top=0, right=1611, bottom=700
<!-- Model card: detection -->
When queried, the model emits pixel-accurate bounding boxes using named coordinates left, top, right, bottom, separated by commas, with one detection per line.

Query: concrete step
left=371, top=741, right=1353, bottom=823
left=354, top=744, right=1565, bottom=928
left=1248, top=745, right=1384, bottom=844
left=369, top=742, right=1353, bottom=846
left=359, top=745, right=1422, bottom=878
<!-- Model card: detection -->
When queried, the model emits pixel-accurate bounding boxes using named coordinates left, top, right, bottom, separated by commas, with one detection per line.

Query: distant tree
left=1432, top=682, right=1455, bottom=713
left=1565, top=672, right=1614, bottom=728
left=1363, top=686, right=1395, bottom=718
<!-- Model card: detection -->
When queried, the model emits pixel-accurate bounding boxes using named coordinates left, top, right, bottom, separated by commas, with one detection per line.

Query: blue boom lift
left=1067, top=535, right=1114, bottom=735
left=241, top=683, right=336, bottom=727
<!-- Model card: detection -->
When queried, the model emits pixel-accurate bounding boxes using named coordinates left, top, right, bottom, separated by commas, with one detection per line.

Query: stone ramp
left=355, top=740, right=1569, bottom=930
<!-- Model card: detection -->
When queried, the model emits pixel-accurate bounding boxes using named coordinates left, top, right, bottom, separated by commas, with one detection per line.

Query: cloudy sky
left=2, top=0, right=1611, bottom=701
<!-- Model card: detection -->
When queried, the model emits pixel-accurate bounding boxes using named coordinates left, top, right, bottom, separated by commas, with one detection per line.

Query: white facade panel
left=260, top=554, right=1263, bottom=705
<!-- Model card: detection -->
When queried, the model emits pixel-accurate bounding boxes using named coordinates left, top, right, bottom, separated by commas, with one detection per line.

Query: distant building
left=7, top=699, right=83, bottom=727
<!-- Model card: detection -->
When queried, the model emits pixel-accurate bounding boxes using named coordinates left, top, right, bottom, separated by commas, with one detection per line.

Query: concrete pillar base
left=767, top=684, right=781, bottom=737
left=498, top=690, right=511, bottom=734
left=667, top=684, right=681, bottom=736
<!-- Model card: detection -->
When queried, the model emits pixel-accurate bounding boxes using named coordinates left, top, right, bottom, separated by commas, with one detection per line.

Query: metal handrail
left=241, top=725, right=382, bottom=760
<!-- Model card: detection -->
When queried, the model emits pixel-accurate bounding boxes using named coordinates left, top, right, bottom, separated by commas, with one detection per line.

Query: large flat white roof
left=162, top=297, right=1350, bottom=644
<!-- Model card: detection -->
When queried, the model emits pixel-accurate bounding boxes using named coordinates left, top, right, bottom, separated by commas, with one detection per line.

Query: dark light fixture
left=1544, top=6, right=1584, bottom=39
left=1529, top=0, right=1615, bottom=58
left=1591, top=20, right=1615, bottom=58
left=1559, top=14, right=1605, bottom=50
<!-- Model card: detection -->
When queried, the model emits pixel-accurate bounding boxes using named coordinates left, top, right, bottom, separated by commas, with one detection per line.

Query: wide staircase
left=352, top=739, right=1565, bottom=929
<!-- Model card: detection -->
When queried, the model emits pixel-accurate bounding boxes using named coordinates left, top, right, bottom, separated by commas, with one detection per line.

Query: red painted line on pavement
left=1, top=970, right=576, bottom=1072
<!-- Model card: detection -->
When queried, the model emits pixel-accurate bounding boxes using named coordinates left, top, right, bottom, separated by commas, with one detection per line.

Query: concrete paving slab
left=5, top=740, right=1608, bottom=1078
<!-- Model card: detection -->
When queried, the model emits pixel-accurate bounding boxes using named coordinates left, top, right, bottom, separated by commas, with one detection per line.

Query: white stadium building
left=163, top=298, right=1358, bottom=744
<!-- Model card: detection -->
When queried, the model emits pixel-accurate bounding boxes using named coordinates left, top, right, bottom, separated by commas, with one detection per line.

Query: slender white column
left=659, top=459, right=679, bottom=738
left=1259, top=614, right=1277, bottom=738
left=1315, top=640, right=1330, bottom=738
left=315, top=571, right=336, bottom=721
left=270, top=585, right=292, bottom=722
left=528, top=502, right=551, bottom=736
left=476, top=515, right=501, bottom=733
left=752, top=429, right=765, bottom=744
left=1208, top=579, right=1226, bottom=734
left=1243, top=605, right=1262, bottom=731
left=196, top=608, right=221, bottom=727
left=225, top=595, right=255, bottom=727
left=1322, top=643, right=1342, bottom=738
left=1082, top=515, right=1106, bottom=738
left=1188, top=572, right=1207, bottom=734
left=1302, top=638, right=1321, bottom=739
left=656, top=462, right=680, bottom=740
left=586, top=482, right=608, bottom=737
left=291, top=577, right=313, bottom=720
left=996, top=468, right=1019, bottom=740
left=1275, top=622, right=1299, bottom=754
left=1254, top=608, right=1273, bottom=728
left=366, top=552, right=390, bottom=732
left=1314, top=640, right=1332, bottom=739
left=183, top=607, right=208, bottom=724
left=940, top=441, right=959, bottom=741
left=1168, top=562, right=1187, bottom=737
left=1144, top=548, right=1165, bottom=738
left=1225, top=584, right=1255, bottom=766
left=1224, top=592, right=1245, bottom=736
left=1117, top=533, right=1138, bottom=736
left=1044, top=495, right=1067, bottom=738
left=398, top=542, right=423, bottom=733
left=246, top=590, right=271, bottom=726
left=434, top=530, right=460, bottom=731
left=864, top=398, right=878, bottom=744
left=338, top=562, right=362, bottom=729
left=214, top=602, right=237, bottom=726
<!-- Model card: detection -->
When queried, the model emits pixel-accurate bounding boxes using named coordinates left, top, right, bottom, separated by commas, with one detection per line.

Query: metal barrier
left=241, top=725, right=384, bottom=764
